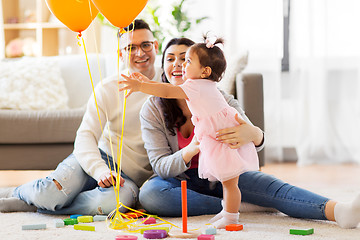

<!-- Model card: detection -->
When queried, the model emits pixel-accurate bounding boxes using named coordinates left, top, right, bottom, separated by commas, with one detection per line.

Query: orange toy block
left=225, top=224, right=243, bottom=231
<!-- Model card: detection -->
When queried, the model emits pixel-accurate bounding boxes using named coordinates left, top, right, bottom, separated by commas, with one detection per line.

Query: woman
left=138, top=37, right=360, bottom=229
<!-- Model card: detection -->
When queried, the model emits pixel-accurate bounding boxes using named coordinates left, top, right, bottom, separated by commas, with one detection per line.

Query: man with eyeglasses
left=119, top=20, right=159, bottom=81
left=0, top=19, right=162, bottom=215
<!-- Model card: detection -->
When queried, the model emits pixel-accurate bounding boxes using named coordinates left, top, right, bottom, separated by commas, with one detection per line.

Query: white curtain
left=0, top=0, right=5, bottom=58
left=186, top=0, right=284, bottom=162
left=143, top=0, right=360, bottom=164
left=290, top=0, right=360, bottom=164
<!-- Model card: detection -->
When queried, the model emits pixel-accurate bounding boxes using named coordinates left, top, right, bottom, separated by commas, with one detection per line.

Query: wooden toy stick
left=181, top=180, right=188, bottom=233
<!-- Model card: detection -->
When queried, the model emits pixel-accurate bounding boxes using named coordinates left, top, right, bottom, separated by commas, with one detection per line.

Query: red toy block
left=197, top=234, right=215, bottom=240
left=225, top=224, right=243, bottom=231
left=115, top=235, right=138, bottom=240
left=142, top=217, right=156, bottom=225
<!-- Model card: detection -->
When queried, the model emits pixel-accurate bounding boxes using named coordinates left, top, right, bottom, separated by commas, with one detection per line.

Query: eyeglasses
left=123, top=41, right=155, bottom=54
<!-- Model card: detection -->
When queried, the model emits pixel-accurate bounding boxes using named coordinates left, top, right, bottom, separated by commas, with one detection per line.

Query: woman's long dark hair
left=159, top=38, right=195, bottom=135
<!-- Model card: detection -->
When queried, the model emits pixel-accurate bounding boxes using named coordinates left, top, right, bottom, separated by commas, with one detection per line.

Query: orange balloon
left=91, top=0, right=148, bottom=28
left=45, top=0, right=99, bottom=33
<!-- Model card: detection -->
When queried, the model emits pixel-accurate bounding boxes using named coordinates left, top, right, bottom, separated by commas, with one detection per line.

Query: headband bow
left=206, top=38, right=216, bottom=48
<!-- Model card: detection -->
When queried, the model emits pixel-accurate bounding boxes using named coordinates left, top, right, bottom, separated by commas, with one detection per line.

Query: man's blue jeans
left=139, top=168, right=329, bottom=219
left=13, top=149, right=138, bottom=215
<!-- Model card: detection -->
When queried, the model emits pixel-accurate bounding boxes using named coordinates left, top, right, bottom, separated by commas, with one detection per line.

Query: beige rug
left=1, top=185, right=359, bottom=240
left=1, top=209, right=359, bottom=240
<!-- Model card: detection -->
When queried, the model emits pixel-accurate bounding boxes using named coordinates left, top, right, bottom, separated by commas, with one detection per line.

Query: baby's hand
left=119, top=73, right=145, bottom=98
left=130, top=72, right=151, bottom=83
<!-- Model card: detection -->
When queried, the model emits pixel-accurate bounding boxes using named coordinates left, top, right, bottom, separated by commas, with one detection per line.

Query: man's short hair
left=124, top=19, right=152, bottom=32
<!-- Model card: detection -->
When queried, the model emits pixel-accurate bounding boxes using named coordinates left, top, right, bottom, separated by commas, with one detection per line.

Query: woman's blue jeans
left=13, top=149, right=138, bottom=215
left=139, top=169, right=329, bottom=220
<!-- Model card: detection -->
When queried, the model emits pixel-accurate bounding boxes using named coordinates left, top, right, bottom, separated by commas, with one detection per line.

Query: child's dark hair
left=189, top=36, right=226, bottom=82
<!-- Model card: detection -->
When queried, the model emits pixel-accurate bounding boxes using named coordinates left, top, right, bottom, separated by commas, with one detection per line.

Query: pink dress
left=179, top=79, right=259, bottom=182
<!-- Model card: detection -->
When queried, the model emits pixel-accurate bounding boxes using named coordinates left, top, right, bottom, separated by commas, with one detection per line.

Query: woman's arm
left=140, top=97, right=190, bottom=179
left=219, top=90, right=265, bottom=151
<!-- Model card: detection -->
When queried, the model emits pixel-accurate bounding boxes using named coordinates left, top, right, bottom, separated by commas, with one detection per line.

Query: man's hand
left=98, top=171, right=125, bottom=188
left=215, top=114, right=263, bottom=149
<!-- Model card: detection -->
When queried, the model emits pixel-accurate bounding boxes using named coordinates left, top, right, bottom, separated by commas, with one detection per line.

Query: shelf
left=4, top=23, right=66, bottom=30
left=1, top=0, right=65, bottom=58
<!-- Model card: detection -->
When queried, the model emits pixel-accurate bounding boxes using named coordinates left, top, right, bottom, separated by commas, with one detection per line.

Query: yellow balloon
left=45, top=0, right=99, bottom=33
left=91, top=0, right=148, bottom=28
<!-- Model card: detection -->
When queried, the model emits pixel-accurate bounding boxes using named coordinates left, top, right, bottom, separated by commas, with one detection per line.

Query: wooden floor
left=0, top=162, right=360, bottom=189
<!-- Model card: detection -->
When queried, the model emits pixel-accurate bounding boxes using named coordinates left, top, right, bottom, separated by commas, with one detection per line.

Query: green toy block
left=64, top=218, right=78, bottom=225
left=290, top=228, right=314, bottom=235
left=74, top=224, right=95, bottom=231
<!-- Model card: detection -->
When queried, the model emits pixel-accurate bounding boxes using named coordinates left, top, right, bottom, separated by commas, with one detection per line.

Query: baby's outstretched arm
left=119, top=72, right=187, bottom=99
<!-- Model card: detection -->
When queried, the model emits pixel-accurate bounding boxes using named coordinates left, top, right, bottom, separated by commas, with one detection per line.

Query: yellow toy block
left=74, top=224, right=95, bottom=231
left=77, top=215, right=93, bottom=223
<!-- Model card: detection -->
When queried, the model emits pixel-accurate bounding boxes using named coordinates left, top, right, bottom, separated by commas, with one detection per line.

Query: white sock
left=334, top=193, right=360, bottom=228
left=209, top=209, right=225, bottom=223
left=209, top=200, right=225, bottom=223
left=0, top=197, right=37, bottom=213
left=212, top=211, right=239, bottom=229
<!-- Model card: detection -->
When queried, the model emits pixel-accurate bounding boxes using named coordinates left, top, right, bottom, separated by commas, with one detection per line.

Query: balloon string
left=117, top=28, right=127, bottom=192
left=79, top=34, right=103, bottom=131
left=85, top=0, right=116, bottom=195
left=87, top=0, right=103, bottom=85
left=79, top=33, right=116, bottom=198
left=106, top=27, right=131, bottom=230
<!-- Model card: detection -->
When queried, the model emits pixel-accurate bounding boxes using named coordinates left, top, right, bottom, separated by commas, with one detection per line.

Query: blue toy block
left=205, top=228, right=216, bottom=235
left=22, top=224, right=46, bottom=230
left=70, top=214, right=82, bottom=219
left=54, top=219, right=65, bottom=228
left=93, top=215, right=107, bottom=221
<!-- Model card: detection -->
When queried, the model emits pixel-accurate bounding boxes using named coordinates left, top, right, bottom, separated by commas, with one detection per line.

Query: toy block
left=93, top=215, right=107, bottom=221
left=115, top=235, right=138, bottom=240
left=168, top=229, right=201, bottom=238
left=70, top=214, right=82, bottom=219
left=77, top=215, right=93, bottom=223
left=143, top=229, right=167, bottom=239
left=142, top=217, right=156, bottom=225
left=22, top=223, right=46, bottom=230
left=125, top=211, right=145, bottom=218
left=225, top=224, right=243, bottom=231
left=64, top=218, right=78, bottom=225
left=54, top=219, right=65, bottom=228
left=198, top=234, right=215, bottom=240
left=74, top=224, right=95, bottom=231
left=140, top=227, right=169, bottom=234
left=204, top=228, right=216, bottom=235
left=290, top=228, right=314, bottom=235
